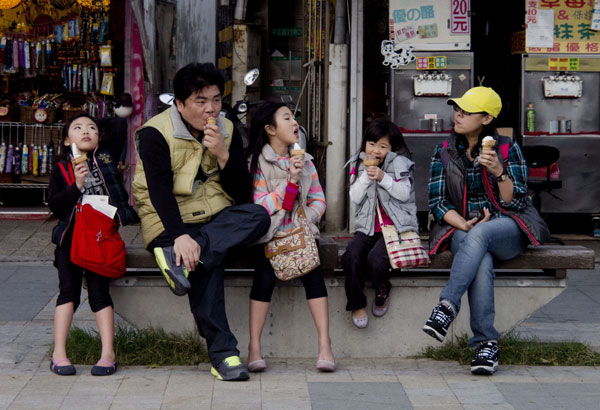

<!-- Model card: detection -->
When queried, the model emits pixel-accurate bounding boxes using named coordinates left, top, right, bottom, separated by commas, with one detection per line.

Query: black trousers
left=342, top=231, right=391, bottom=311
left=150, top=203, right=270, bottom=367
left=54, top=228, right=113, bottom=313
left=248, top=243, right=328, bottom=302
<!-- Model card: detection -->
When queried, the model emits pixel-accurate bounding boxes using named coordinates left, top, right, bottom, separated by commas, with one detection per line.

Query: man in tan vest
left=133, top=63, right=270, bottom=381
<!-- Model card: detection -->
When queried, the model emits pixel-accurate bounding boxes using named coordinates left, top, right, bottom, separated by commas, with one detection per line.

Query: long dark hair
left=53, top=112, right=99, bottom=166
left=454, top=114, right=498, bottom=158
left=246, top=101, right=287, bottom=178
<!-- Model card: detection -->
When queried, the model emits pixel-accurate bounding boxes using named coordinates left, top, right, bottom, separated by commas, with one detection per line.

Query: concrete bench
left=111, top=236, right=595, bottom=358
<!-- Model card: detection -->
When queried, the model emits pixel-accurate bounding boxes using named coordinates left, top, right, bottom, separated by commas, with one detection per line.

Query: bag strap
left=58, top=162, right=75, bottom=187
left=297, top=202, right=307, bottom=219
left=375, top=199, right=385, bottom=226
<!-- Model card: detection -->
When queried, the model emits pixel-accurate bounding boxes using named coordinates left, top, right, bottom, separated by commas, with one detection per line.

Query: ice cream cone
left=481, top=136, right=496, bottom=152
left=207, top=117, right=217, bottom=126
left=72, top=153, right=88, bottom=164
left=290, top=143, right=305, bottom=158
left=364, top=154, right=379, bottom=166
left=71, top=142, right=87, bottom=164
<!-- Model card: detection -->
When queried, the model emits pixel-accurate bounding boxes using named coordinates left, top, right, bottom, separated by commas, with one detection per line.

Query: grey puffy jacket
left=346, top=151, right=419, bottom=236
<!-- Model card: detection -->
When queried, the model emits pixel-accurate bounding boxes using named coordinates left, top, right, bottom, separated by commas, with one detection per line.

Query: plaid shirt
left=428, top=138, right=529, bottom=224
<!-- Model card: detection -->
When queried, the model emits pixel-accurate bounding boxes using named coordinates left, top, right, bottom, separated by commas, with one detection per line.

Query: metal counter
left=522, top=134, right=600, bottom=213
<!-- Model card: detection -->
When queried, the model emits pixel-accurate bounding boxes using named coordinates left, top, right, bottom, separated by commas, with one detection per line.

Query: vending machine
left=521, top=53, right=600, bottom=214
left=390, top=52, right=474, bottom=212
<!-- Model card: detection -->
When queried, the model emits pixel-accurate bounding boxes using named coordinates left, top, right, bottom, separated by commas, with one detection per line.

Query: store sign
left=526, top=0, right=555, bottom=48
left=548, top=56, right=580, bottom=70
left=526, top=0, right=600, bottom=54
left=450, top=0, right=470, bottom=34
left=592, top=0, right=600, bottom=30
left=416, top=56, right=448, bottom=70
left=389, top=0, right=470, bottom=50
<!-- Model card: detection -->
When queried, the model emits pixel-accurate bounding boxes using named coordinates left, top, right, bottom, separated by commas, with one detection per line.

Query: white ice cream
left=71, top=142, right=82, bottom=159
left=482, top=136, right=494, bottom=145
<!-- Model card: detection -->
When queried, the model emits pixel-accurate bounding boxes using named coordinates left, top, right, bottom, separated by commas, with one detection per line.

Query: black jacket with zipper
left=48, top=147, right=139, bottom=246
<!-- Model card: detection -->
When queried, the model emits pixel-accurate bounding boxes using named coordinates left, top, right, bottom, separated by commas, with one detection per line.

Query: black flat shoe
left=91, top=359, right=118, bottom=376
left=50, top=358, right=76, bottom=376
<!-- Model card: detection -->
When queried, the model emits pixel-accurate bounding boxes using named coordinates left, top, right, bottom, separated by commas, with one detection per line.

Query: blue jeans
left=439, top=216, right=527, bottom=347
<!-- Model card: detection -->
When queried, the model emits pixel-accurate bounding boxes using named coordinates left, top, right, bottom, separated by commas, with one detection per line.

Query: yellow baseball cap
left=447, top=87, right=502, bottom=118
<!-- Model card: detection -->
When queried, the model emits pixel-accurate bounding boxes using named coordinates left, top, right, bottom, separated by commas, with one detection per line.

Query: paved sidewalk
left=1, top=220, right=600, bottom=409
left=2, top=262, right=600, bottom=409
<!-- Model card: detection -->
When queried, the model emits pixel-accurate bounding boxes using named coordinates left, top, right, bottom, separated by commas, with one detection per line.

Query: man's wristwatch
left=496, top=170, right=508, bottom=182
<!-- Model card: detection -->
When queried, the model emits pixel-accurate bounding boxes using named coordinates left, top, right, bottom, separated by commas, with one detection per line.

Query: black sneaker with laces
left=471, top=341, right=499, bottom=375
left=372, top=283, right=391, bottom=317
left=153, top=246, right=191, bottom=296
left=422, top=303, right=455, bottom=342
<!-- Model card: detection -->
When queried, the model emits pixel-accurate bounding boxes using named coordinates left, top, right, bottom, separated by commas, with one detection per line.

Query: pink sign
left=124, top=2, right=145, bottom=202
left=527, top=0, right=540, bottom=25
left=451, top=0, right=470, bottom=34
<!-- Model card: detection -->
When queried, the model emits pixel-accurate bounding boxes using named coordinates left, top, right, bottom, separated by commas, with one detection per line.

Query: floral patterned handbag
left=376, top=201, right=430, bottom=269
left=264, top=204, right=320, bottom=281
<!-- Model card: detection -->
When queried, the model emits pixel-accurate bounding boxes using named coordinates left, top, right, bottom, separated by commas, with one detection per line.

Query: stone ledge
left=110, top=275, right=567, bottom=358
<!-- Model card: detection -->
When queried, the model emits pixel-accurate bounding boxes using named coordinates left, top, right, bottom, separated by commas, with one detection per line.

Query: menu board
left=526, top=0, right=600, bottom=53
left=389, top=0, right=471, bottom=50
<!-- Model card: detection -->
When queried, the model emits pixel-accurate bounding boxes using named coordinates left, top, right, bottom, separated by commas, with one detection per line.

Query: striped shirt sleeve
left=252, top=167, right=287, bottom=215
left=305, top=161, right=326, bottom=220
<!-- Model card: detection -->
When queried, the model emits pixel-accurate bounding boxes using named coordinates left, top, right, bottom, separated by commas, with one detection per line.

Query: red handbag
left=71, top=203, right=126, bottom=278
left=59, top=162, right=126, bottom=278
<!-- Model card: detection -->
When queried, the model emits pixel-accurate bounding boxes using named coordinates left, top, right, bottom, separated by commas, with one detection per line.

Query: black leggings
left=342, top=231, right=391, bottom=311
left=54, top=230, right=113, bottom=313
left=249, top=244, right=328, bottom=302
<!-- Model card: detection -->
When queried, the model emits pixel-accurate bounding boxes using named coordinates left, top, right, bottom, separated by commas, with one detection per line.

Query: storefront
left=3, top=0, right=597, bottom=235
left=0, top=0, right=142, bottom=214
left=363, top=0, right=600, bottom=234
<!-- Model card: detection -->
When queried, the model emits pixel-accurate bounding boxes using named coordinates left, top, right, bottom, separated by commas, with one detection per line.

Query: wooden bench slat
left=126, top=243, right=596, bottom=273
left=429, top=246, right=595, bottom=270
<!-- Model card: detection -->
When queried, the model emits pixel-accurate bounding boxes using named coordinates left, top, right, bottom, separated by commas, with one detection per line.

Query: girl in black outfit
left=48, top=113, right=138, bottom=376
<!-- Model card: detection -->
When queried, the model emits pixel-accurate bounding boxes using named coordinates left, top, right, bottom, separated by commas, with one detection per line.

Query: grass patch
left=420, top=333, right=600, bottom=366
left=54, top=325, right=209, bottom=366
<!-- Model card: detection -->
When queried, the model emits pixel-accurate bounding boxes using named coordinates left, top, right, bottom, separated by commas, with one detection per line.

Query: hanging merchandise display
left=0, top=0, right=21, bottom=10
left=0, top=0, right=125, bottom=205
left=76, top=0, right=108, bottom=11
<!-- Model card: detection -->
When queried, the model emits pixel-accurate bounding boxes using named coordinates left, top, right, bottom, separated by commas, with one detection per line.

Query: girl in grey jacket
left=342, top=119, right=418, bottom=329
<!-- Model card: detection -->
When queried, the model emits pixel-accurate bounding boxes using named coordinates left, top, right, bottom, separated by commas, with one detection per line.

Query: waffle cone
left=482, top=141, right=495, bottom=152
left=73, top=153, right=87, bottom=164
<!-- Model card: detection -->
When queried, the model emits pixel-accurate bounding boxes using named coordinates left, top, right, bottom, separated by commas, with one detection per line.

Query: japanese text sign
left=416, top=56, right=448, bottom=70
left=389, top=0, right=471, bottom=50
left=526, top=0, right=600, bottom=54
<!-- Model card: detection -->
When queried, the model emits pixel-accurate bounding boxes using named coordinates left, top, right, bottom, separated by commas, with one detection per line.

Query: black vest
left=429, top=132, right=551, bottom=255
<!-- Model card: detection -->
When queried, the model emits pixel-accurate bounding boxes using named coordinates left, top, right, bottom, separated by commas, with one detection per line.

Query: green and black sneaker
left=210, top=356, right=250, bottom=381
left=153, top=246, right=191, bottom=296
